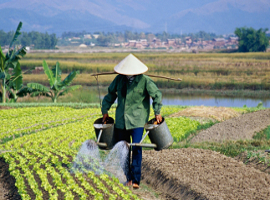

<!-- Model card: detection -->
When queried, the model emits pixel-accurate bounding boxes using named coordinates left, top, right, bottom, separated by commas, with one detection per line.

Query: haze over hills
left=0, top=0, right=270, bottom=35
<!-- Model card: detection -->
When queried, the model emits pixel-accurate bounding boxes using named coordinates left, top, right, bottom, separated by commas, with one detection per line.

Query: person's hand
left=102, top=113, right=109, bottom=123
left=155, top=114, right=162, bottom=124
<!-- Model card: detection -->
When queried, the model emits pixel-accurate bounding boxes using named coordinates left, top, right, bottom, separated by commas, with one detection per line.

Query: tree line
left=234, top=27, right=269, bottom=52
left=59, top=30, right=221, bottom=46
left=0, top=30, right=57, bottom=49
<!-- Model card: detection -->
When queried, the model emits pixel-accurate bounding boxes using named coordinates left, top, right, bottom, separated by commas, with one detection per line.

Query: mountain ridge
left=0, top=0, right=269, bottom=34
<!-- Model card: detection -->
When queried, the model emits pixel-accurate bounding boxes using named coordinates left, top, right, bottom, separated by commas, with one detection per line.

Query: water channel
left=96, top=88, right=270, bottom=108
left=160, top=94, right=270, bottom=108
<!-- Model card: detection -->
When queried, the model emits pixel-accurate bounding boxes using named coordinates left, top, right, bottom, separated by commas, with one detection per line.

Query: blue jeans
left=115, top=127, right=143, bottom=185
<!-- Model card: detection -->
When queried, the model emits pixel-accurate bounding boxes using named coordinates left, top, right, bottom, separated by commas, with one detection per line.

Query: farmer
left=101, top=54, right=162, bottom=189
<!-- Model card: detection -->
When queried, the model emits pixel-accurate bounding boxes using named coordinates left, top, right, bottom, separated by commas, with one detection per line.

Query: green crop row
left=1, top=107, right=101, bottom=141
left=2, top=148, right=139, bottom=200
left=0, top=106, right=207, bottom=199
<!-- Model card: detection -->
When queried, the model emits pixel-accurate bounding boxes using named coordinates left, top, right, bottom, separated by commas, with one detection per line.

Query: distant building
left=185, top=37, right=192, bottom=45
left=93, top=34, right=100, bottom=39
left=135, top=42, right=143, bottom=48
left=84, top=34, right=92, bottom=39
left=152, top=38, right=162, bottom=46
left=204, top=44, right=214, bottom=50
left=140, top=39, right=148, bottom=46
left=212, top=38, right=226, bottom=47
left=167, top=39, right=176, bottom=46
left=114, top=43, right=121, bottom=47
left=127, top=40, right=137, bottom=47
left=228, top=37, right=238, bottom=43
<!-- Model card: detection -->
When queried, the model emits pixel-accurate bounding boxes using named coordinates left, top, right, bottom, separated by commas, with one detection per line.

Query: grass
left=15, top=87, right=100, bottom=104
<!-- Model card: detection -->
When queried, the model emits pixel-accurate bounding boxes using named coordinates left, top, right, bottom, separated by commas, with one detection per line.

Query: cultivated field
left=1, top=105, right=270, bottom=199
left=21, top=52, right=270, bottom=91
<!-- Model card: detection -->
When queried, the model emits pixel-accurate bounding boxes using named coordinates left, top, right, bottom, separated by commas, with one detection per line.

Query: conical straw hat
left=114, top=54, right=148, bottom=75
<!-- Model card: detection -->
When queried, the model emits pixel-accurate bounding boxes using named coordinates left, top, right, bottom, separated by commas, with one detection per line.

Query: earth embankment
left=191, top=109, right=270, bottom=143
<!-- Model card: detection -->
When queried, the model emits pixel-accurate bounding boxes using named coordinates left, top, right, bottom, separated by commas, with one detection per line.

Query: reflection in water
left=160, top=95, right=270, bottom=107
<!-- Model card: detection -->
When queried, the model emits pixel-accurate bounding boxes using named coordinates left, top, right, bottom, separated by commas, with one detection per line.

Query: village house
left=84, top=34, right=92, bottom=39
left=126, top=40, right=137, bottom=47
left=134, top=42, right=143, bottom=49
left=166, top=39, right=176, bottom=46
left=92, top=34, right=100, bottom=39
left=185, top=37, right=192, bottom=45
left=114, top=43, right=121, bottom=47
left=212, top=38, right=226, bottom=47
left=140, top=39, right=148, bottom=46
left=152, top=38, right=162, bottom=46
left=204, top=44, right=214, bottom=50
left=228, top=37, right=238, bottom=43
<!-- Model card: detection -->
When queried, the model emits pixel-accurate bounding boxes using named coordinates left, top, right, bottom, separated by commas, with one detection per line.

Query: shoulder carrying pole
left=91, top=72, right=182, bottom=81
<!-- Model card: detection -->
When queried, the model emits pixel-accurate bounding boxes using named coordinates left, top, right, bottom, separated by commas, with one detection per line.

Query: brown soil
left=142, top=148, right=270, bottom=200
left=191, top=109, right=270, bottom=143
left=169, top=106, right=241, bottom=122
left=0, top=106, right=12, bottom=110
left=0, top=158, right=20, bottom=200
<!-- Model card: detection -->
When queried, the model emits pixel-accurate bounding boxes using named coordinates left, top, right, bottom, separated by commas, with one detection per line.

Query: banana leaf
left=0, top=46, right=5, bottom=72
left=0, top=72, right=5, bottom=79
left=30, top=90, right=51, bottom=98
left=52, top=61, right=62, bottom=83
left=4, top=73, right=11, bottom=81
left=16, top=87, right=33, bottom=97
left=11, top=62, right=23, bottom=90
left=60, top=70, right=80, bottom=88
left=9, top=46, right=27, bottom=62
left=6, top=47, right=27, bottom=69
left=27, top=83, right=50, bottom=92
left=42, top=60, right=55, bottom=87
left=30, top=91, right=43, bottom=97
left=59, top=85, right=82, bottom=96
left=9, top=21, right=23, bottom=49
left=7, top=87, right=15, bottom=98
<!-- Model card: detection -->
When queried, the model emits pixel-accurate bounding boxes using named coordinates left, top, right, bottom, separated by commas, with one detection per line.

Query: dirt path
left=191, top=109, right=270, bottom=143
left=142, top=148, right=270, bottom=200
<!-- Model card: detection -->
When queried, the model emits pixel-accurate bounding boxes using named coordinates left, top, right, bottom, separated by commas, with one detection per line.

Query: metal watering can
left=93, top=117, right=173, bottom=151
left=93, top=117, right=116, bottom=150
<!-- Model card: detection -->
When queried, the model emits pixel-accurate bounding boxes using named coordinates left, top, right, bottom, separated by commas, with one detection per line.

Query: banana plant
left=27, top=60, right=82, bottom=103
left=0, top=22, right=27, bottom=103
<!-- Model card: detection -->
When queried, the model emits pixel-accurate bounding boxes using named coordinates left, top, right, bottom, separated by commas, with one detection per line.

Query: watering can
left=93, top=117, right=116, bottom=150
left=93, top=117, right=173, bottom=151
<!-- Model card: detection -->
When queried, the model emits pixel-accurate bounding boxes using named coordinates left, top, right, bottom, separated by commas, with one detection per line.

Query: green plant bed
left=175, top=125, right=270, bottom=158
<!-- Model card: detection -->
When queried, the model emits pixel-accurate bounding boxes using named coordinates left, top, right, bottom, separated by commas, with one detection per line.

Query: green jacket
left=102, top=74, right=162, bottom=130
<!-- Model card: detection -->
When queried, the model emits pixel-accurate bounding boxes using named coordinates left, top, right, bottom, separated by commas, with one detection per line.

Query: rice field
left=20, top=52, right=270, bottom=90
